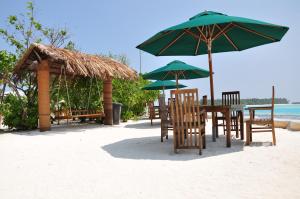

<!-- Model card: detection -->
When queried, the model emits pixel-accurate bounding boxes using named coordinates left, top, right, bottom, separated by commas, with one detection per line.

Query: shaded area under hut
left=14, top=43, right=138, bottom=131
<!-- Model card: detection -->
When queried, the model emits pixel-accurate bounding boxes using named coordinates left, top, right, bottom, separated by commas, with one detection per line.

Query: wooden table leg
left=239, top=111, right=244, bottom=140
left=212, top=111, right=216, bottom=142
left=225, top=110, right=231, bottom=147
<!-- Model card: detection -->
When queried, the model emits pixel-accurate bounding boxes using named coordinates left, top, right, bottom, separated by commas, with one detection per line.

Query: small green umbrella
left=143, top=60, right=209, bottom=87
left=137, top=11, right=289, bottom=105
left=142, top=80, right=187, bottom=92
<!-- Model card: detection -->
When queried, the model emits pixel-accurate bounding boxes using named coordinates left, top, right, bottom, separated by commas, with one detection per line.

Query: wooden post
left=37, top=60, right=51, bottom=131
left=207, top=39, right=217, bottom=142
left=103, top=78, right=113, bottom=125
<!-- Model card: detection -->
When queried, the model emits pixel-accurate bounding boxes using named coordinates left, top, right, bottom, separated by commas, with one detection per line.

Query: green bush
left=112, top=77, right=159, bottom=121
left=0, top=93, right=38, bottom=130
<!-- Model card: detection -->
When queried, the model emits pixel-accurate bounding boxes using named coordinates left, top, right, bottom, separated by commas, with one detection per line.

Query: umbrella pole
left=207, top=39, right=217, bottom=142
left=176, top=74, right=179, bottom=90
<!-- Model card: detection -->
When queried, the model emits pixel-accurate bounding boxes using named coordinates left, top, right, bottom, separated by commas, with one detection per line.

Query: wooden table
left=201, top=105, right=244, bottom=147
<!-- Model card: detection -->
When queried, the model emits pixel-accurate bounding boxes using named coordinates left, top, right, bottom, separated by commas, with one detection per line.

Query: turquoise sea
left=244, top=104, right=300, bottom=120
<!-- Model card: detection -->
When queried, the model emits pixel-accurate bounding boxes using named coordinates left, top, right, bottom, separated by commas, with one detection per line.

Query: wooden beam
left=103, top=78, right=113, bottom=125
left=37, top=60, right=51, bottom=131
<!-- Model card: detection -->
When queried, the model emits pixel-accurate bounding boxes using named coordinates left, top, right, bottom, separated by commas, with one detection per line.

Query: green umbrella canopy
left=143, top=60, right=210, bottom=80
left=142, top=80, right=186, bottom=90
left=137, top=10, right=289, bottom=107
left=136, top=11, right=289, bottom=56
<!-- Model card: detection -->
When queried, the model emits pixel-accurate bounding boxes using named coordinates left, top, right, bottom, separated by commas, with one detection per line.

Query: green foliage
left=0, top=93, right=38, bottom=130
left=0, top=1, right=158, bottom=129
left=51, top=77, right=103, bottom=112
left=0, top=50, right=16, bottom=80
left=107, top=53, right=159, bottom=121
left=0, top=1, right=72, bottom=130
left=113, top=77, right=159, bottom=121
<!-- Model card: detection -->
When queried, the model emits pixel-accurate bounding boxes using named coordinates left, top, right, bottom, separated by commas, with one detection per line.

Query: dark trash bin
left=113, top=102, right=122, bottom=124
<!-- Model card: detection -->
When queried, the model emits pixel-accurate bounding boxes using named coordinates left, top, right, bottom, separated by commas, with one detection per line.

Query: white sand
left=0, top=119, right=300, bottom=199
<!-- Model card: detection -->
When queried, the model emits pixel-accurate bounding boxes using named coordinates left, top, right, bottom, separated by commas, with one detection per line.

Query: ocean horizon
left=244, top=104, right=300, bottom=120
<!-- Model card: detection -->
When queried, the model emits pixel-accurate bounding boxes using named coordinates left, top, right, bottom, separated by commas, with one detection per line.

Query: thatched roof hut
left=14, top=43, right=138, bottom=80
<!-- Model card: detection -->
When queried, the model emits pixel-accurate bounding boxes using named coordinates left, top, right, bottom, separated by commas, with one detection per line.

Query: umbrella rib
left=196, top=27, right=207, bottom=42
left=194, top=32, right=202, bottom=55
left=233, top=23, right=277, bottom=41
left=138, top=30, right=175, bottom=47
left=184, top=29, right=200, bottom=40
left=180, top=71, right=186, bottom=79
left=157, top=31, right=186, bottom=55
left=212, top=23, right=233, bottom=40
left=162, top=70, right=171, bottom=80
left=210, top=24, right=216, bottom=38
left=215, top=24, right=239, bottom=51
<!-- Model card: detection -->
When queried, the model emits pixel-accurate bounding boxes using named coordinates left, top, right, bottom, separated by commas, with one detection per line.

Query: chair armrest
left=247, top=106, right=272, bottom=111
left=247, top=106, right=272, bottom=121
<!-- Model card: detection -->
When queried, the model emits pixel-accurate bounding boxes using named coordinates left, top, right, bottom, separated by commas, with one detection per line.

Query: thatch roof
left=14, top=43, right=138, bottom=80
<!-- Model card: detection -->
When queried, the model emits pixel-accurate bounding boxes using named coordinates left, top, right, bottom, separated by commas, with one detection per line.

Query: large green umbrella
left=142, top=80, right=186, bottom=91
left=137, top=11, right=289, bottom=105
left=143, top=60, right=209, bottom=87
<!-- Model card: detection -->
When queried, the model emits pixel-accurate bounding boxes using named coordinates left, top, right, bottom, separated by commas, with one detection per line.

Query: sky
left=0, top=0, right=299, bottom=102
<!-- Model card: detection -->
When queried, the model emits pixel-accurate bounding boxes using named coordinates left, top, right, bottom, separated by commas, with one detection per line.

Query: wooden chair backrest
left=222, top=91, right=240, bottom=106
left=148, top=101, right=155, bottom=117
left=170, top=88, right=202, bottom=148
left=271, top=86, right=275, bottom=120
left=158, top=94, right=167, bottom=119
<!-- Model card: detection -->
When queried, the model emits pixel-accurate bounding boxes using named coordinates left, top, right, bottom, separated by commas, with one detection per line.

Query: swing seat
left=54, top=109, right=72, bottom=120
left=71, top=110, right=105, bottom=120
left=54, top=109, right=105, bottom=122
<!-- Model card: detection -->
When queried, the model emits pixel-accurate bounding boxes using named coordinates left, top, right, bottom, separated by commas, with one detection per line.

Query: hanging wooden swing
left=53, top=67, right=105, bottom=124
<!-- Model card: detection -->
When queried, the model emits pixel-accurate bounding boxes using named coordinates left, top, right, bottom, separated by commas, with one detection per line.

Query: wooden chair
left=159, top=94, right=171, bottom=142
left=246, top=86, right=276, bottom=145
left=148, top=101, right=160, bottom=125
left=170, top=89, right=206, bottom=155
left=215, top=91, right=241, bottom=138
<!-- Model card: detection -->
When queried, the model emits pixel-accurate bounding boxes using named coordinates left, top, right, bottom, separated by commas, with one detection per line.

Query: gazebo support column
left=37, top=60, right=51, bottom=131
left=103, top=78, right=113, bottom=125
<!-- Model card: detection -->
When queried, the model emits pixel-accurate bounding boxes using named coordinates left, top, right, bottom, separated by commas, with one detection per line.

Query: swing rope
left=86, top=78, right=93, bottom=111
left=63, top=67, right=72, bottom=116
left=56, top=67, right=63, bottom=111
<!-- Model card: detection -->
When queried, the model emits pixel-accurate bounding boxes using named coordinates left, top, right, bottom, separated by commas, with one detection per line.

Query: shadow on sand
left=102, top=134, right=246, bottom=161
left=124, top=120, right=160, bottom=129
left=247, top=141, right=273, bottom=147
left=3, top=123, right=106, bottom=136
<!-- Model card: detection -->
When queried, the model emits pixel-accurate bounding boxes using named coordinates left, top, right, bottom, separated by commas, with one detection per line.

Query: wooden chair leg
left=202, top=133, right=206, bottom=149
left=272, top=125, right=276, bottom=146
left=223, top=119, right=226, bottom=135
left=246, top=122, right=250, bottom=145
left=199, top=137, right=202, bottom=155
left=240, top=112, right=244, bottom=140
left=235, top=119, right=239, bottom=138
left=216, top=121, right=219, bottom=138
left=173, top=130, right=178, bottom=153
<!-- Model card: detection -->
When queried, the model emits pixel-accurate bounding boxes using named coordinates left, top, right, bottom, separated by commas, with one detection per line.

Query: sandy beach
left=0, top=119, right=300, bottom=199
